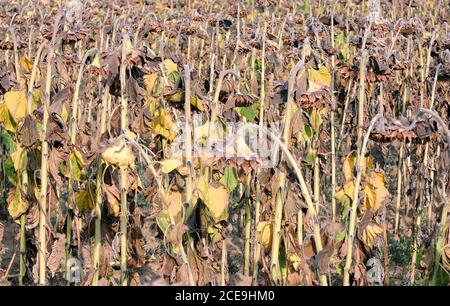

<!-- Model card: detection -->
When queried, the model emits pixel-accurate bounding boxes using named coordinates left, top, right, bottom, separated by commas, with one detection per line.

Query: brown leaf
left=165, top=222, right=188, bottom=245
left=315, top=241, right=334, bottom=274
left=0, top=222, right=4, bottom=244
left=17, top=115, right=39, bottom=148
left=104, top=184, right=120, bottom=217
left=47, top=234, right=66, bottom=277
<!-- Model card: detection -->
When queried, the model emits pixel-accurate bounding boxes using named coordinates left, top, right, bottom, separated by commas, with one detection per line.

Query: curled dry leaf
left=360, top=223, right=383, bottom=249
left=256, top=221, right=273, bottom=250
left=102, top=137, right=135, bottom=169
left=47, top=234, right=66, bottom=277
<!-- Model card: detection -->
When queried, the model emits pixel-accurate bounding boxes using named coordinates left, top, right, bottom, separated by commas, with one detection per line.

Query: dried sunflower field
left=0, top=0, right=449, bottom=287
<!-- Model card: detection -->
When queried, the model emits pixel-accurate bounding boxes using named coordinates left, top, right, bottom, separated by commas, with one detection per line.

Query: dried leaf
left=104, top=184, right=120, bottom=217
left=102, top=137, right=135, bottom=169
left=20, top=56, right=33, bottom=73
left=364, top=171, right=389, bottom=212
left=256, top=221, right=273, bottom=250
left=360, top=223, right=383, bottom=248
left=159, top=159, right=183, bottom=174
left=7, top=187, right=28, bottom=219
left=144, top=72, right=159, bottom=93
left=197, top=175, right=229, bottom=222
left=47, top=234, right=66, bottom=276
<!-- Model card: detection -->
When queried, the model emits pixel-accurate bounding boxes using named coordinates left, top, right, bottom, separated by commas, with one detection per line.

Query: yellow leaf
left=342, top=153, right=375, bottom=182
left=288, top=252, right=302, bottom=270
left=75, top=183, right=96, bottom=213
left=193, top=121, right=223, bottom=144
left=163, top=59, right=178, bottom=74
left=144, top=73, right=159, bottom=93
left=10, top=144, right=24, bottom=171
left=90, top=52, right=101, bottom=69
left=61, top=104, right=69, bottom=123
left=20, top=56, right=33, bottom=74
left=191, top=96, right=205, bottom=112
left=307, top=66, right=331, bottom=92
left=256, top=221, right=273, bottom=250
left=310, top=108, right=327, bottom=132
left=197, top=175, right=229, bottom=222
left=343, top=153, right=357, bottom=182
left=225, top=133, right=255, bottom=158
left=336, top=181, right=355, bottom=201
left=4, top=90, right=28, bottom=123
left=125, top=129, right=137, bottom=140
left=151, top=109, right=177, bottom=141
left=308, top=66, right=331, bottom=85
left=73, top=148, right=85, bottom=166
left=364, top=171, right=389, bottom=212
left=360, top=223, right=383, bottom=248
left=159, top=159, right=183, bottom=174
left=165, top=91, right=182, bottom=103
left=0, top=102, right=16, bottom=132
left=108, top=197, right=120, bottom=217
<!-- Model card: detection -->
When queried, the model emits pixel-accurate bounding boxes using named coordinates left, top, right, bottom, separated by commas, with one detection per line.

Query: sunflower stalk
left=343, top=114, right=383, bottom=286
left=243, top=173, right=252, bottom=276
left=38, top=47, right=54, bottom=285
left=270, top=60, right=327, bottom=286
left=119, top=36, right=129, bottom=286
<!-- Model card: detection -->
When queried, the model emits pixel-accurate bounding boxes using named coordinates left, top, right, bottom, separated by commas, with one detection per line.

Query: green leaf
left=301, top=124, right=313, bottom=141
left=299, top=2, right=310, bottom=14
left=4, top=158, right=17, bottom=186
left=272, top=244, right=287, bottom=284
left=430, top=265, right=450, bottom=285
left=61, top=150, right=87, bottom=182
left=336, top=33, right=350, bottom=62
left=156, top=209, right=171, bottom=234
left=337, top=263, right=344, bottom=276
left=220, top=167, right=238, bottom=191
left=236, top=104, right=258, bottom=122
left=336, top=228, right=346, bottom=243
left=249, top=58, right=261, bottom=71
left=305, top=149, right=316, bottom=167
left=1, top=130, right=16, bottom=153
left=168, top=70, right=181, bottom=84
